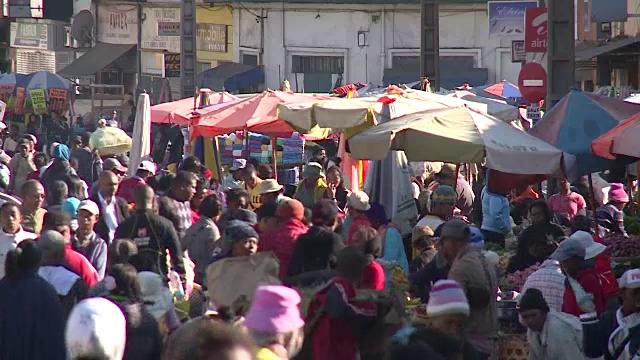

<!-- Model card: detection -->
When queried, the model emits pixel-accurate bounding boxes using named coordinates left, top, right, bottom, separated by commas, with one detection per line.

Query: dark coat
left=0, top=274, right=67, bottom=360
left=90, top=193, right=130, bottom=242
left=110, top=299, right=163, bottom=360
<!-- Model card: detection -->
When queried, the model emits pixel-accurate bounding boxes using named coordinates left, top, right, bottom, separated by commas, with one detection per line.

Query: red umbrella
left=150, top=92, right=238, bottom=126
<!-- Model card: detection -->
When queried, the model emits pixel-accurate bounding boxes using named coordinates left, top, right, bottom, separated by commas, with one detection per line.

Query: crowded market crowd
left=0, top=127, right=639, bottom=360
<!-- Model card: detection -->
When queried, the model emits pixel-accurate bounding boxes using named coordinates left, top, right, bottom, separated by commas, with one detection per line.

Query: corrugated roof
left=575, top=35, right=640, bottom=61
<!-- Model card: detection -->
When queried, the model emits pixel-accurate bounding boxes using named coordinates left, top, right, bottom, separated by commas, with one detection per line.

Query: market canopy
left=151, top=92, right=239, bottom=126
left=529, top=90, right=640, bottom=177
left=192, top=90, right=333, bottom=138
left=448, top=90, right=520, bottom=122
left=347, top=106, right=572, bottom=176
left=591, top=112, right=640, bottom=159
left=277, top=93, right=452, bottom=136
left=58, top=42, right=135, bottom=77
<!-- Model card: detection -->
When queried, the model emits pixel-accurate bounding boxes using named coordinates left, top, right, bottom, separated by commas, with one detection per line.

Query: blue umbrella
left=26, top=71, right=71, bottom=92
left=0, top=73, right=29, bottom=89
left=529, top=90, right=640, bottom=178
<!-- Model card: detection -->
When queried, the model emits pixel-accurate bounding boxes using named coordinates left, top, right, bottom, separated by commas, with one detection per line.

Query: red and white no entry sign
left=518, top=62, right=547, bottom=103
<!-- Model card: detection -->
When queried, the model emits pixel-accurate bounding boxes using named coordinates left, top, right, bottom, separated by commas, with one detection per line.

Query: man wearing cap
left=90, top=158, right=127, bottom=198
left=441, top=219, right=498, bottom=359
left=72, top=200, right=108, bottom=280
left=258, top=178, right=291, bottom=206
left=345, top=190, right=372, bottom=245
left=117, top=160, right=157, bottom=204
left=550, top=235, right=607, bottom=317
left=518, top=288, right=584, bottom=360
left=593, top=269, right=640, bottom=360
left=223, top=159, right=246, bottom=190
left=8, top=138, right=36, bottom=192
left=293, top=162, right=331, bottom=208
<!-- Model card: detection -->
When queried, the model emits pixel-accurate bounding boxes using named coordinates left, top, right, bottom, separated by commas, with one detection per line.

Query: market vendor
left=518, top=288, right=584, bottom=360
left=596, top=183, right=629, bottom=237
left=549, top=236, right=607, bottom=317
left=415, top=185, right=456, bottom=232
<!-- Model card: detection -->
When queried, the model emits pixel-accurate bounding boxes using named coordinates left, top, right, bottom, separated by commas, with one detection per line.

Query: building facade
left=230, top=1, right=527, bottom=92
left=196, top=5, right=234, bottom=74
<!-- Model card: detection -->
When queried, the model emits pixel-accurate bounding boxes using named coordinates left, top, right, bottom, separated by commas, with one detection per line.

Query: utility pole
left=546, top=0, right=575, bottom=108
left=180, top=0, right=197, bottom=98
left=420, top=0, right=439, bottom=90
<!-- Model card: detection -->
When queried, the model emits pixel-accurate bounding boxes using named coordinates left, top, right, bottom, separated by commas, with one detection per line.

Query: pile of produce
left=503, top=263, right=540, bottom=290
left=603, top=234, right=640, bottom=258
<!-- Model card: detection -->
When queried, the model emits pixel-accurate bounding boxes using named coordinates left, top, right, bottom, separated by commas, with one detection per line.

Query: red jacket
left=259, top=218, right=308, bottom=280
left=308, top=277, right=377, bottom=360
left=561, top=268, right=607, bottom=318
left=361, top=260, right=385, bottom=290
left=347, top=215, right=372, bottom=245
left=116, top=177, right=145, bottom=204
left=64, top=244, right=98, bottom=287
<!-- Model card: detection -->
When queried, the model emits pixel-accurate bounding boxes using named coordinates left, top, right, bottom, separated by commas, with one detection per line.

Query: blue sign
left=488, top=1, right=538, bottom=37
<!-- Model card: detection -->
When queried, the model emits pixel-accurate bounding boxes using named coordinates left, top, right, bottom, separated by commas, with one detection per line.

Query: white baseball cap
left=619, top=269, right=640, bottom=289
left=230, top=158, right=247, bottom=171
left=138, top=160, right=157, bottom=175
left=77, top=200, right=100, bottom=216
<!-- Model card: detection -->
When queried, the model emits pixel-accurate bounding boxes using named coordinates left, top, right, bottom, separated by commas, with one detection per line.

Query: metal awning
left=58, top=42, right=135, bottom=77
left=575, top=35, right=640, bottom=61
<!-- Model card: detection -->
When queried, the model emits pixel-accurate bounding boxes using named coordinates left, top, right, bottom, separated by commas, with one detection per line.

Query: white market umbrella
left=349, top=106, right=574, bottom=176
left=128, top=93, right=151, bottom=176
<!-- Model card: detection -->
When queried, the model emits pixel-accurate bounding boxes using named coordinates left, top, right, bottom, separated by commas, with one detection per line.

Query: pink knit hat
left=608, top=183, right=629, bottom=203
left=427, top=280, right=470, bottom=317
left=244, top=285, right=305, bottom=333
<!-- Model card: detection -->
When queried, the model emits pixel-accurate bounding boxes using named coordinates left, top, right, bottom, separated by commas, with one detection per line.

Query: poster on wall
left=488, top=1, right=538, bottom=37
left=196, top=24, right=228, bottom=52
left=142, top=7, right=181, bottom=53
left=511, top=40, right=526, bottom=63
left=164, top=53, right=181, bottom=78
left=0, top=85, right=15, bottom=103
left=29, top=89, right=46, bottom=115
left=49, top=88, right=69, bottom=115
left=97, top=4, right=138, bottom=44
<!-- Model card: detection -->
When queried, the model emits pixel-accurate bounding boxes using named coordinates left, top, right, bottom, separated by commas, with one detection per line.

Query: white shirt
left=222, top=175, right=243, bottom=190
left=99, top=192, right=118, bottom=243
left=521, top=259, right=567, bottom=312
left=527, top=311, right=584, bottom=360
left=0, top=227, right=37, bottom=279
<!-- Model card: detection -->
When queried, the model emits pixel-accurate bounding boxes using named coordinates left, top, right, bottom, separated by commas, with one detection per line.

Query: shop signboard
left=142, top=7, right=181, bottom=53
left=524, top=8, right=547, bottom=53
left=164, top=53, right=180, bottom=78
left=49, top=88, right=69, bottom=115
left=10, top=23, right=49, bottom=50
left=29, top=89, right=47, bottom=115
left=196, top=24, right=228, bottom=52
left=488, top=1, right=538, bottom=37
left=0, top=85, right=14, bottom=103
left=97, top=4, right=138, bottom=45
left=511, top=40, right=525, bottom=63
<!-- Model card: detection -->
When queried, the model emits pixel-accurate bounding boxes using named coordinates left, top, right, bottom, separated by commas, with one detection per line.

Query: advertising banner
left=524, top=8, right=548, bottom=53
left=29, top=89, right=47, bottom=115
left=97, top=4, right=138, bottom=44
left=164, top=53, right=181, bottom=78
left=49, top=88, right=69, bottom=115
left=196, top=24, right=228, bottom=52
left=488, top=1, right=538, bottom=37
left=14, top=87, right=26, bottom=114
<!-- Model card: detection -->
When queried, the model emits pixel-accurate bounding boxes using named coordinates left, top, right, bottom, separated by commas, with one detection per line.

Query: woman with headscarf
left=366, top=202, right=409, bottom=288
left=294, top=162, right=332, bottom=208
left=596, top=183, right=629, bottom=237
left=41, top=143, right=76, bottom=193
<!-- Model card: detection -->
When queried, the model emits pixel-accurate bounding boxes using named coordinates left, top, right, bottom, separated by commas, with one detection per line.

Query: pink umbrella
left=192, top=90, right=333, bottom=138
left=150, top=92, right=238, bottom=126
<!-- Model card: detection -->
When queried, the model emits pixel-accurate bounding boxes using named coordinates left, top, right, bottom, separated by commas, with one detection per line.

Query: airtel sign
left=525, top=8, right=547, bottom=53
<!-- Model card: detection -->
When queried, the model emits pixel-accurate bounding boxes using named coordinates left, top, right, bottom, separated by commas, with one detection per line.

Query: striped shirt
left=521, top=259, right=567, bottom=312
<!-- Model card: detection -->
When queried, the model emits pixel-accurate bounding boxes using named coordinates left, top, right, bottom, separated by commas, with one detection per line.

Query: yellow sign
left=29, top=88, right=46, bottom=115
